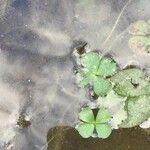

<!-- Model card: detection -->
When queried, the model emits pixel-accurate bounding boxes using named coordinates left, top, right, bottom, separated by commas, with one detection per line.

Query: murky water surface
left=0, top=0, right=149, bottom=149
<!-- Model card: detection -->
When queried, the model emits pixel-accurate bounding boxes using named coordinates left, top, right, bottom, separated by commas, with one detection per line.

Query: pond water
left=0, top=0, right=150, bottom=150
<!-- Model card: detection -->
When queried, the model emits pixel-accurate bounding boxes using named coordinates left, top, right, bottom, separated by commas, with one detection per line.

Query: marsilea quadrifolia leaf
left=79, top=52, right=117, bottom=96
left=111, top=68, right=150, bottom=127
left=128, top=20, right=150, bottom=54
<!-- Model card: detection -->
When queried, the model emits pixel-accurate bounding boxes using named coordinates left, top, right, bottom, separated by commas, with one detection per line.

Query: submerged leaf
left=96, top=124, right=112, bottom=139
left=128, top=20, right=150, bottom=36
left=128, top=36, right=150, bottom=53
left=128, top=20, right=150, bottom=54
left=77, top=123, right=94, bottom=138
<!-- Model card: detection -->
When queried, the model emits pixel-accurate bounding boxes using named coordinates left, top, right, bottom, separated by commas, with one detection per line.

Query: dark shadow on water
left=47, top=126, right=150, bottom=150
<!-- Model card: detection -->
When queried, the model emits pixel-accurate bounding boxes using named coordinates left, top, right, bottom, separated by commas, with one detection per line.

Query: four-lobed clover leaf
left=79, top=52, right=117, bottom=96
left=128, top=20, right=150, bottom=54
left=76, top=107, right=112, bottom=139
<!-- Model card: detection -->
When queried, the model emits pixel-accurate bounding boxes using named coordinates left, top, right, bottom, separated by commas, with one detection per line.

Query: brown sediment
left=47, top=126, right=150, bottom=150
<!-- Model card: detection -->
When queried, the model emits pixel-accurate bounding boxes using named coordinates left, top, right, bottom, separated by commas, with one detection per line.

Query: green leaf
left=80, top=52, right=101, bottom=71
left=97, top=57, right=117, bottom=77
left=128, top=20, right=150, bottom=36
left=113, top=79, right=150, bottom=97
left=93, top=78, right=112, bottom=96
left=120, top=95, right=150, bottom=128
left=79, top=107, right=95, bottom=123
left=96, top=124, right=112, bottom=139
left=111, top=68, right=150, bottom=97
left=79, top=74, right=93, bottom=87
left=128, top=36, right=150, bottom=53
left=113, top=80, right=136, bottom=97
left=76, top=123, right=94, bottom=138
left=110, top=68, right=145, bottom=83
left=96, top=108, right=111, bottom=123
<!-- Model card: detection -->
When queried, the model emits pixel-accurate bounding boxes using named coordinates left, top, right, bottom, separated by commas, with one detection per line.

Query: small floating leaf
left=128, top=36, right=150, bottom=53
left=96, top=124, right=112, bottom=139
left=93, top=78, right=112, bottom=96
left=96, top=108, right=111, bottom=123
left=81, top=52, right=101, bottom=71
left=111, top=68, right=150, bottom=97
left=128, top=20, right=150, bottom=54
left=77, top=123, right=94, bottom=138
left=76, top=107, right=112, bottom=138
left=79, top=107, right=95, bottom=123
left=97, top=57, right=117, bottom=77
left=128, top=20, right=150, bottom=35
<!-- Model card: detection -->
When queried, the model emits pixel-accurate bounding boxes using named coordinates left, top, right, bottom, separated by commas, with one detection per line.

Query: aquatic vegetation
left=128, top=20, right=150, bottom=54
left=110, top=67, right=150, bottom=127
left=75, top=51, right=150, bottom=138
left=98, top=90, right=127, bottom=128
left=76, top=107, right=112, bottom=138
left=79, top=52, right=117, bottom=96
left=110, top=68, right=150, bottom=97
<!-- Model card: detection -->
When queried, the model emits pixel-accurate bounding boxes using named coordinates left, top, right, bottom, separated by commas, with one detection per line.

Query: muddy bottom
left=47, top=126, right=150, bottom=150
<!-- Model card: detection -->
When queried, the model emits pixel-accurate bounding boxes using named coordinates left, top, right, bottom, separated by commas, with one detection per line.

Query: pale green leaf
left=110, top=68, right=145, bottom=83
left=76, top=123, right=94, bottom=138
left=96, top=108, right=111, bottom=123
left=111, top=68, right=150, bottom=97
left=96, top=124, right=112, bottom=139
left=80, top=52, right=101, bottom=71
left=120, top=95, right=150, bottom=128
left=111, top=106, right=127, bottom=129
left=93, top=78, right=112, bottom=96
left=79, top=107, right=95, bottom=123
left=97, top=57, right=117, bottom=77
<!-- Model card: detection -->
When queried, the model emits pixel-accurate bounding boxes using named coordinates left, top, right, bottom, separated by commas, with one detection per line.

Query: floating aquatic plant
left=128, top=20, right=150, bottom=54
left=74, top=45, right=150, bottom=138
left=110, top=67, right=150, bottom=97
left=76, top=107, right=112, bottom=139
left=110, top=67, right=150, bottom=128
left=79, top=52, right=117, bottom=96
